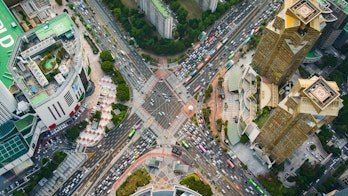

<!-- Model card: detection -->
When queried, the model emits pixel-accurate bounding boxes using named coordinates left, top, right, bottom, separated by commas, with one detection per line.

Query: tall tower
left=315, top=0, right=348, bottom=49
left=252, top=0, right=325, bottom=86
left=0, top=81, right=17, bottom=125
left=255, top=76, right=343, bottom=164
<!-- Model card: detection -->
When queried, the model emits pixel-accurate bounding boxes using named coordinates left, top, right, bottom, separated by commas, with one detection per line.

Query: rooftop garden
left=116, top=168, right=151, bottom=196
left=253, top=106, right=272, bottom=128
left=180, top=173, right=212, bottom=196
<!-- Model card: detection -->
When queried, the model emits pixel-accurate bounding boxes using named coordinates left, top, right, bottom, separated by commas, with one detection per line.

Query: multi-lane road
left=56, top=0, right=278, bottom=195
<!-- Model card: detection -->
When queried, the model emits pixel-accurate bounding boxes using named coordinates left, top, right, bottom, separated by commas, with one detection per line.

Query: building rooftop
left=227, top=121, right=240, bottom=145
left=0, top=0, right=24, bottom=89
left=331, top=0, right=348, bottom=14
left=15, top=114, right=35, bottom=131
left=0, top=121, right=31, bottom=165
left=303, top=77, right=340, bottom=110
left=151, top=0, right=171, bottom=18
left=9, top=14, right=80, bottom=107
left=34, top=14, right=75, bottom=41
left=289, top=0, right=322, bottom=24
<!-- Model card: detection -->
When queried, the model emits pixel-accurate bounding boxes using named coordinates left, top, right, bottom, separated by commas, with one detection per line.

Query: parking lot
left=142, top=81, right=183, bottom=129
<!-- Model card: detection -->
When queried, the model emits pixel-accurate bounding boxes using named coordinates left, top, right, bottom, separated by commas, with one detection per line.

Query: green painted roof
left=0, top=0, right=24, bottom=89
left=35, top=14, right=74, bottom=41
left=306, top=50, right=317, bottom=58
left=344, top=24, right=348, bottom=32
left=0, top=121, right=16, bottom=140
left=0, top=135, right=28, bottom=164
left=30, top=91, right=49, bottom=106
left=317, top=0, right=329, bottom=7
left=332, top=0, right=348, bottom=14
left=151, top=0, right=170, bottom=18
left=227, top=121, right=240, bottom=145
left=15, top=114, right=34, bottom=131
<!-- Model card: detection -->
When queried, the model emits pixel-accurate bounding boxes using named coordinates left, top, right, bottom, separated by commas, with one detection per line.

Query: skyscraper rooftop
left=303, top=77, right=340, bottom=110
left=289, top=0, right=322, bottom=24
left=0, top=0, right=23, bottom=89
left=151, top=0, right=170, bottom=18
left=331, top=0, right=348, bottom=14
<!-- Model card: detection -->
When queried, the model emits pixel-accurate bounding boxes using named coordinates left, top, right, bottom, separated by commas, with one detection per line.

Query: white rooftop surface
left=231, top=143, right=269, bottom=175
left=244, top=123, right=260, bottom=143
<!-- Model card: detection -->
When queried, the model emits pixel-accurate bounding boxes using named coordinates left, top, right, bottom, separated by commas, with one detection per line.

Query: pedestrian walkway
left=77, top=76, right=117, bottom=147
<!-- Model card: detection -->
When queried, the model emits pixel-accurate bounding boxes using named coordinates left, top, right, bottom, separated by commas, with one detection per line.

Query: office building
left=0, top=81, right=17, bottom=124
left=195, top=0, right=218, bottom=12
left=315, top=0, right=348, bottom=49
left=254, top=76, right=343, bottom=166
left=136, top=0, right=173, bottom=38
left=8, top=13, right=90, bottom=129
left=252, top=0, right=325, bottom=85
left=338, top=169, right=348, bottom=188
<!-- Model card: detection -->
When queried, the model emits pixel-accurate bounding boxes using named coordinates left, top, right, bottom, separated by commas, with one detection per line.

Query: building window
left=53, top=104, right=61, bottom=118
left=64, top=92, right=74, bottom=106
left=48, top=107, right=57, bottom=120
left=57, top=101, right=66, bottom=115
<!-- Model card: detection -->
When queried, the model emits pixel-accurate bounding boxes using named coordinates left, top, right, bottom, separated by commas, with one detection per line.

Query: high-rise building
left=195, top=0, right=218, bottom=12
left=252, top=0, right=325, bottom=86
left=0, top=81, right=17, bottom=124
left=315, top=0, right=348, bottom=49
left=8, top=13, right=90, bottom=129
left=136, top=0, right=173, bottom=39
left=254, top=76, right=343, bottom=165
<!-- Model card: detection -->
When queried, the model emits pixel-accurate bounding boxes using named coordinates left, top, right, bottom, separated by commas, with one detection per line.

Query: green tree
left=100, top=50, right=114, bottom=62
left=65, top=127, right=80, bottom=142
left=113, top=8, right=122, bottom=18
left=116, top=83, right=130, bottom=101
left=101, top=61, right=114, bottom=74
left=93, top=111, right=102, bottom=120
left=55, top=0, right=62, bottom=6
left=240, top=134, right=249, bottom=143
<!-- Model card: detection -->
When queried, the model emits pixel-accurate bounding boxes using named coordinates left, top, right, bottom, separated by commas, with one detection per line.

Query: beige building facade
left=252, top=0, right=325, bottom=85
left=254, top=76, right=343, bottom=165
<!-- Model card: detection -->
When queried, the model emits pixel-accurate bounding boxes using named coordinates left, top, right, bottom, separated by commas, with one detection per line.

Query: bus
left=225, top=60, right=233, bottom=70
left=134, top=121, right=143, bottom=130
left=208, top=36, right=215, bottom=43
left=182, top=140, right=190, bottom=149
left=193, top=85, right=201, bottom=93
left=190, top=70, right=198, bottom=77
left=185, top=76, right=192, bottom=83
left=193, top=44, right=201, bottom=50
left=128, top=129, right=136, bottom=139
left=216, top=42, right=223, bottom=50
left=196, top=63, right=204, bottom=71
left=210, top=49, right=217, bottom=57
left=256, top=186, right=265, bottom=195
left=204, top=55, right=211, bottom=62
left=228, top=53, right=235, bottom=60
left=249, top=179, right=257, bottom=187
left=227, top=159, right=235, bottom=169
left=198, top=144, right=207, bottom=153
left=249, top=179, right=267, bottom=195
left=222, top=38, right=228, bottom=44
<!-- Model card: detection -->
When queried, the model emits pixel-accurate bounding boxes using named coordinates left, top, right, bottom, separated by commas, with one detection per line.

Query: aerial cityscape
left=0, top=0, right=347, bottom=195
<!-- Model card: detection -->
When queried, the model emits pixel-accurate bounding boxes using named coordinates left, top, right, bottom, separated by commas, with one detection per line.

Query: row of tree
left=100, top=51, right=130, bottom=102
left=102, top=0, right=243, bottom=55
